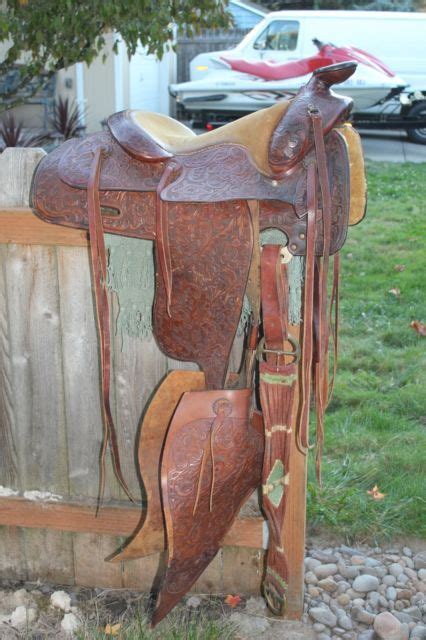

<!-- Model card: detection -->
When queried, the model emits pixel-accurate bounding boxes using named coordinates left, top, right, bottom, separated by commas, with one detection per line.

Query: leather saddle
left=31, top=61, right=366, bottom=624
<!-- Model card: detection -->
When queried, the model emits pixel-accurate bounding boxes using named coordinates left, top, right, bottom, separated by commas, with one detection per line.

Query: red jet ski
left=220, top=38, right=396, bottom=82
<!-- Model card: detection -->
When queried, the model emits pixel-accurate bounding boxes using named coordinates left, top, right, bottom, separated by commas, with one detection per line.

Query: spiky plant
left=50, top=96, right=84, bottom=139
left=0, top=113, right=46, bottom=150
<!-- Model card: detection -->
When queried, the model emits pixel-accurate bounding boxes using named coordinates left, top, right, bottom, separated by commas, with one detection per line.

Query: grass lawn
left=307, top=161, right=426, bottom=543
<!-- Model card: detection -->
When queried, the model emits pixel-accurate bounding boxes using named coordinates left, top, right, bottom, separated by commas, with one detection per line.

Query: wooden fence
left=0, top=148, right=305, bottom=616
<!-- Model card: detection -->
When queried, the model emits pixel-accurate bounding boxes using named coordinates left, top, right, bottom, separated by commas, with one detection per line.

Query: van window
left=253, top=20, right=300, bottom=52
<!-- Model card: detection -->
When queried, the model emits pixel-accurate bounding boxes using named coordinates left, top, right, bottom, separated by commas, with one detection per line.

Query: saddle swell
left=268, top=62, right=356, bottom=173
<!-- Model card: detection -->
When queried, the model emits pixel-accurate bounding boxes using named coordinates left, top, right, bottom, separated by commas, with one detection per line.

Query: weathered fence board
left=56, top=246, right=106, bottom=500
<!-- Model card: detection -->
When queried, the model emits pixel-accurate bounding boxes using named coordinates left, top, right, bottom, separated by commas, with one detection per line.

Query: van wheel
left=406, top=101, right=426, bottom=144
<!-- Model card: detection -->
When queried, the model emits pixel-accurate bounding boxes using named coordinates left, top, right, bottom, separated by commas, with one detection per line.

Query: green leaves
left=1, top=0, right=232, bottom=103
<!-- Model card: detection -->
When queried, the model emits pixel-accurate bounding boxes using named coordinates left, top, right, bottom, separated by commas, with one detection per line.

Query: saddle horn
left=268, top=62, right=356, bottom=173
left=313, top=61, right=357, bottom=87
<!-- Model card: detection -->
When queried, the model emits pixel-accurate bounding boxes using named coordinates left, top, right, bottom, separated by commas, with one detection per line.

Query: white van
left=191, top=10, right=426, bottom=92
left=188, top=11, right=426, bottom=142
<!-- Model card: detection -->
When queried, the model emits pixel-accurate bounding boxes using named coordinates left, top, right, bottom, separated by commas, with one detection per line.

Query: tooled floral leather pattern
left=153, top=391, right=264, bottom=623
left=260, top=130, right=349, bottom=255
left=58, top=131, right=164, bottom=191
left=32, top=125, right=348, bottom=256
left=153, top=200, right=253, bottom=390
left=32, top=142, right=157, bottom=238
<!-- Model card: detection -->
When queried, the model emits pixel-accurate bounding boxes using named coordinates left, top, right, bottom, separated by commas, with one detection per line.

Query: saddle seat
left=108, top=63, right=356, bottom=177
left=108, top=101, right=289, bottom=175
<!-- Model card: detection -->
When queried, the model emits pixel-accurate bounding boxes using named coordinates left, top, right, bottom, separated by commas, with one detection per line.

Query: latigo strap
left=259, top=244, right=298, bottom=615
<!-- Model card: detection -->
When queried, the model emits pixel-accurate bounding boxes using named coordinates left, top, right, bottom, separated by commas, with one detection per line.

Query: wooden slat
left=0, top=497, right=264, bottom=548
left=0, top=209, right=88, bottom=247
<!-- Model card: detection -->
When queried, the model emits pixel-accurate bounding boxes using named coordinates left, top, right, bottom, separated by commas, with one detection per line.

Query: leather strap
left=156, top=162, right=177, bottom=317
left=261, top=245, right=288, bottom=353
left=309, top=108, right=335, bottom=483
left=259, top=244, right=298, bottom=616
left=297, top=161, right=317, bottom=453
left=87, top=147, right=134, bottom=505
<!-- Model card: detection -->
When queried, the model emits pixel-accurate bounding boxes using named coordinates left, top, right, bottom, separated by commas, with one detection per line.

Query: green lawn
left=307, top=161, right=426, bottom=543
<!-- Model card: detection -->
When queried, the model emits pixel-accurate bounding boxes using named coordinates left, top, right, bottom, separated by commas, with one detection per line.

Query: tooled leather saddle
left=31, top=61, right=366, bottom=624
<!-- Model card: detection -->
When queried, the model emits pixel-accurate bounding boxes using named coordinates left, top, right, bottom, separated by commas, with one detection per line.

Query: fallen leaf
left=105, top=623, right=121, bottom=636
left=225, top=594, right=242, bottom=608
left=388, top=288, right=401, bottom=298
left=394, top=264, right=405, bottom=272
left=411, top=321, right=426, bottom=336
left=367, top=485, right=385, bottom=501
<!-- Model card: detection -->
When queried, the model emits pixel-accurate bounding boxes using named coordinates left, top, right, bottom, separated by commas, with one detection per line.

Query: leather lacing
left=296, top=108, right=341, bottom=484
left=87, top=147, right=134, bottom=507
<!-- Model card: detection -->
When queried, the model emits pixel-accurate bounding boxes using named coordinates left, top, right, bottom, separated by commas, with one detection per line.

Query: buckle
left=256, top=335, right=300, bottom=364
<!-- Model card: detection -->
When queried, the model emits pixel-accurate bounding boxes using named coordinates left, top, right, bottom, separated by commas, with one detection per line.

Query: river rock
left=337, top=593, right=350, bottom=606
left=230, top=611, right=270, bottom=635
left=411, top=625, right=426, bottom=639
left=402, top=605, right=422, bottom=620
left=186, top=596, right=202, bottom=608
left=309, top=606, right=337, bottom=627
left=353, top=575, right=380, bottom=593
left=418, top=568, right=426, bottom=581
left=374, top=611, right=409, bottom=640
left=351, top=606, right=375, bottom=624
left=305, top=571, right=318, bottom=585
left=305, top=557, right=322, bottom=572
left=338, top=564, right=360, bottom=580
left=414, top=553, right=426, bottom=571
left=318, top=578, right=338, bottom=592
left=358, top=632, right=376, bottom=640
left=311, top=550, right=339, bottom=563
left=337, top=546, right=360, bottom=556
left=244, top=596, right=266, bottom=614
left=337, top=613, right=353, bottom=630
left=384, top=575, right=397, bottom=586
left=387, top=586, right=397, bottom=600
left=314, top=564, right=338, bottom=579
left=10, top=605, right=37, bottom=628
left=50, top=590, right=71, bottom=612
left=389, top=563, right=404, bottom=578
left=402, top=547, right=412, bottom=557
left=61, top=612, right=81, bottom=634
left=369, top=591, right=381, bottom=609
left=404, top=567, right=417, bottom=580
left=393, top=611, right=412, bottom=624
left=365, top=557, right=381, bottom=568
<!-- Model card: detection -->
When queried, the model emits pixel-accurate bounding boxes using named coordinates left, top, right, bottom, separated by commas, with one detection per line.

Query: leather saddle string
left=243, top=200, right=261, bottom=388
left=327, top=253, right=340, bottom=404
left=156, top=162, right=177, bottom=317
left=296, top=161, right=317, bottom=454
left=310, top=109, right=333, bottom=483
left=87, top=147, right=134, bottom=505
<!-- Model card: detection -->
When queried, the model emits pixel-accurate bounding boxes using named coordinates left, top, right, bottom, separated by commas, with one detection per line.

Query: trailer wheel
left=406, top=101, right=426, bottom=144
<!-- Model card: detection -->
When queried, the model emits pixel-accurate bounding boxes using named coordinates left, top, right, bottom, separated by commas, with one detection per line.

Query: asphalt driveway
left=356, top=129, right=426, bottom=162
